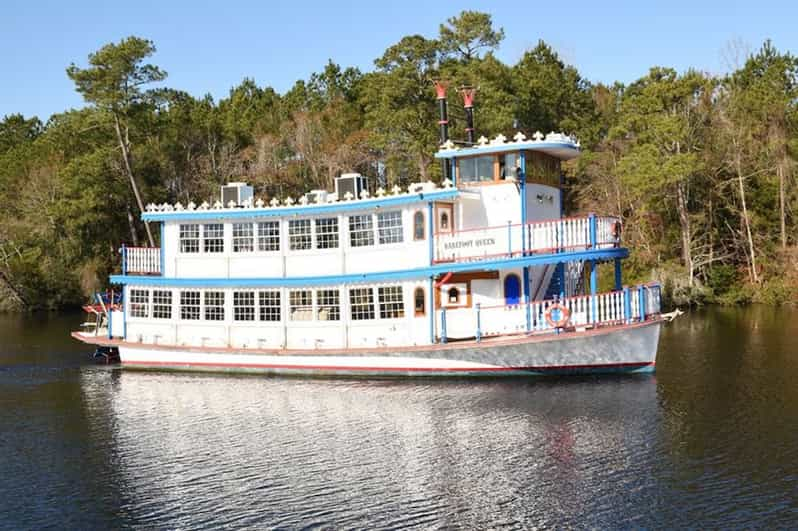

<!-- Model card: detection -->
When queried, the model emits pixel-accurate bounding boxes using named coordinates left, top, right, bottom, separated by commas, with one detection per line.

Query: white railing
left=124, top=246, right=161, bottom=275
left=437, top=283, right=661, bottom=341
left=434, top=214, right=621, bottom=263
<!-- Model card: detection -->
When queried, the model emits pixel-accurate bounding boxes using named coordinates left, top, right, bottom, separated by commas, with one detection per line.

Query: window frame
left=289, top=289, right=313, bottom=320
left=288, top=219, right=312, bottom=251
left=316, top=289, right=340, bottom=321
left=129, top=288, right=150, bottom=318
left=258, top=290, right=281, bottom=322
left=180, top=291, right=201, bottom=321
left=348, top=214, right=374, bottom=248
left=232, top=222, right=255, bottom=253
left=152, top=289, right=172, bottom=319
left=377, top=211, right=404, bottom=245
left=413, top=211, right=425, bottom=241
left=179, top=224, right=200, bottom=253
left=233, top=291, right=256, bottom=322
left=203, top=223, right=225, bottom=253
left=204, top=290, right=225, bottom=321
left=257, top=221, right=281, bottom=252
left=349, top=287, right=375, bottom=320
left=378, top=286, right=405, bottom=319
left=315, top=217, right=339, bottom=249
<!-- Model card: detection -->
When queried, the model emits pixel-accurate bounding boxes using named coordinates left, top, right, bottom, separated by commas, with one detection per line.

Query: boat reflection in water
left=84, top=368, right=660, bottom=528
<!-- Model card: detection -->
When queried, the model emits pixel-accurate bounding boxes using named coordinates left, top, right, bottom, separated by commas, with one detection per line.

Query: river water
left=1, top=307, right=796, bottom=529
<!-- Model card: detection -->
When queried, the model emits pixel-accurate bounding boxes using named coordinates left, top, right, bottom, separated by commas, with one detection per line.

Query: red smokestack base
left=461, top=87, right=476, bottom=108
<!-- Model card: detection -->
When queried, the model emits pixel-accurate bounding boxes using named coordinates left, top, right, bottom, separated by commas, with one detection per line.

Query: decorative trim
left=142, top=189, right=459, bottom=222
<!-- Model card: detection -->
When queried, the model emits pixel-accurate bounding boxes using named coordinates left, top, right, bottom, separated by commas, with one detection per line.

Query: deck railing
left=122, top=245, right=161, bottom=275
left=434, top=214, right=621, bottom=263
left=438, top=283, right=661, bottom=341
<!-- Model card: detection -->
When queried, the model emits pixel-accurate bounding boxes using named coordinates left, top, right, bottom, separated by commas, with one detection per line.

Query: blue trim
left=614, top=258, right=622, bottom=290
left=428, top=277, right=435, bottom=344
left=589, top=213, right=597, bottom=248
left=519, top=150, right=527, bottom=254
left=452, top=157, right=457, bottom=186
left=142, top=190, right=459, bottom=222
left=590, top=260, right=598, bottom=323
left=121, top=244, right=127, bottom=276
left=624, top=286, right=632, bottom=324
left=475, top=303, right=481, bottom=342
left=107, top=306, right=113, bottom=339
left=440, top=307, right=447, bottom=344
left=109, top=247, right=629, bottom=288
left=159, top=223, right=165, bottom=275
left=435, top=141, right=579, bottom=159
left=638, top=286, right=646, bottom=321
left=427, top=201, right=434, bottom=265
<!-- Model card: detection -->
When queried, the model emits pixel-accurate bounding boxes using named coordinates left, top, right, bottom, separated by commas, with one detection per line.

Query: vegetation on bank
left=1, top=11, right=796, bottom=311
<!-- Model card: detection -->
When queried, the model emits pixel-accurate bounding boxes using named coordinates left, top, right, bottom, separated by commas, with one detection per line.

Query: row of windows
left=179, top=210, right=426, bottom=254
left=129, top=286, right=418, bottom=322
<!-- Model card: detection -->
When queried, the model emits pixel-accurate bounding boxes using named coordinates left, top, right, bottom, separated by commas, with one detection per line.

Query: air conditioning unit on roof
left=221, top=182, right=253, bottom=207
left=335, top=173, right=368, bottom=199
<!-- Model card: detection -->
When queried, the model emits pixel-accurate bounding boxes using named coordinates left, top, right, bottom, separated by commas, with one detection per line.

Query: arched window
left=414, top=287, right=425, bottom=316
left=447, top=287, right=460, bottom=304
left=440, top=212, right=450, bottom=231
left=413, top=211, right=425, bottom=240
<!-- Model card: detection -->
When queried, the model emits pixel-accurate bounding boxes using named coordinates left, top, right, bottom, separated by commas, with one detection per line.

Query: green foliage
left=1, top=14, right=797, bottom=310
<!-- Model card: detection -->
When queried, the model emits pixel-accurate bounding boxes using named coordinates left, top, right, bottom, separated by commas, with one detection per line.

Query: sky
left=2, top=0, right=796, bottom=120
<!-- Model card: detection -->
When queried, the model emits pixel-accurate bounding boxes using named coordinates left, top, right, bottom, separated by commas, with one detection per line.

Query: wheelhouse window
left=257, top=221, right=280, bottom=251
left=316, top=289, right=340, bottom=321
left=152, top=290, right=172, bottom=319
left=379, top=286, right=404, bottom=319
left=458, top=155, right=495, bottom=183
left=413, top=211, right=425, bottom=240
left=180, top=291, right=200, bottom=320
left=448, top=287, right=460, bottom=304
left=204, top=291, right=225, bottom=321
left=233, top=291, right=255, bottom=321
left=377, top=211, right=403, bottom=244
left=349, top=287, right=375, bottom=320
left=258, top=290, right=281, bottom=321
left=289, top=219, right=312, bottom=250
left=349, top=214, right=374, bottom=247
left=315, top=218, right=339, bottom=249
left=232, top=223, right=254, bottom=253
left=501, top=153, right=519, bottom=180
left=130, top=289, right=149, bottom=318
left=289, top=290, right=313, bottom=320
left=203, top=224, right=224, bottom=253
left=179, top=224, right=200, bottom=253
left=414, top=287, right=425, bottom=316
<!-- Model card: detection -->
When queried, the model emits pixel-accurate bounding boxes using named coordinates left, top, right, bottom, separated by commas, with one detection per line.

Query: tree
left=66, top=36, right=167, bottom=247
left=439, top=10, right=504, bottom=61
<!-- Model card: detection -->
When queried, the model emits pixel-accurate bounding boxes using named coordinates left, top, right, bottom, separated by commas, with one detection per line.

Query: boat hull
left=111, top=321, right=661, bottom=377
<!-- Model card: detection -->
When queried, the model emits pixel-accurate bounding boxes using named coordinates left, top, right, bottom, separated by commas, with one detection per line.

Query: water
left=1, top=307, right=796, bottom=529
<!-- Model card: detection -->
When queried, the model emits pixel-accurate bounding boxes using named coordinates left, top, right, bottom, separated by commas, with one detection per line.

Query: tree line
left=0, top=11, right=796, bottom=311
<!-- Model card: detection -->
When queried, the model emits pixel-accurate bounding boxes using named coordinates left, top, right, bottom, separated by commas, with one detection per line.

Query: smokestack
left=433, top=80, right=449, bottom=145
left=460, top=86, right=477, bottom=144
left=434, top=80, right=450, bottom=182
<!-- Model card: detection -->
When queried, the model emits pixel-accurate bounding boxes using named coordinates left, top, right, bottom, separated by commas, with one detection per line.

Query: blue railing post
left=427, top=201, right=434, bottom=265
left=475, top=303, right=482, bottom=342
left=589, top=213, right=597, bottom=249
left=614, top=258, right=622, bottom=290
left=107, top=308, right=113, bottom=339
left=590, top=260, right=598, bottom=324
left=428, top=277, right=435, bottom=344
left=507, top=221, right=513, bottom=257
left=623, top=286, right=631, bottom=324
left=441, top=307, right=448, bottom=344
left=638, top=285, right=646, bottom=322
left=121, top=244, right=127, bottom=276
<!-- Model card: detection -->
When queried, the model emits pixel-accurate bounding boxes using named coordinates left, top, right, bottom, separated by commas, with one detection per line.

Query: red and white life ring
left=545, top=303, right=571, bottom=328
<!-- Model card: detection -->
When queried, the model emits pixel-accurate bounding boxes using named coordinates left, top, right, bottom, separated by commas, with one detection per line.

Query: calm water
left=1, top=307, right=796, bottom=529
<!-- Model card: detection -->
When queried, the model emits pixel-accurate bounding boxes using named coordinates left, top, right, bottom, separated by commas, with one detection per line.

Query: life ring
left=545, top=303, right=571, bottom=328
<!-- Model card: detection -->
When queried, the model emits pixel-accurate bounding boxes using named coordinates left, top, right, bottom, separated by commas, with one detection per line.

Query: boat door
left=436, top=203, right=454, bottom=234
left=504, top=274, right=521, bottom=305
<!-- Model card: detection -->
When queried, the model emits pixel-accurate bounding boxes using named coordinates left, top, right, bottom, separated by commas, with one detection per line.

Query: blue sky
left=2, top=0, right=796, bottom=120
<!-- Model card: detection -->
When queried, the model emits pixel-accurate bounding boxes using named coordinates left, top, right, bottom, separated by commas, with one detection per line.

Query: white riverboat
left=73, top=87, right=663, bottom=376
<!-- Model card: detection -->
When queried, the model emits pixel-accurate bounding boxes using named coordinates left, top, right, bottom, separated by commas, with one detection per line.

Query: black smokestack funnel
left=460, top=86, right=476, bottom=144
left=434, top=80, right=450, bottom=182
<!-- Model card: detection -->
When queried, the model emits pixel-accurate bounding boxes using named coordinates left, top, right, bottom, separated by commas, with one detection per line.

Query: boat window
left=377, top=211, right=403, bottom=244
left=413, top=211, right=425, bottom=240
left=130, top=289, right=150, bottom=318
left=414, top=287, right=425, bottom=316
left=152, top=290, right=172, bottom=319
left=233, top=291, right=255, bottom=321
left=204, top=291, right=225, bottom=321
left=378, top=286, right=404, bottom=319
left=258, top=291, right=281, bottom=321
left=501, top=153, right=519, bottom=180
left=315, top=218, right=339, bottom=249
left=459, top=156, right=495, bottom=183
left=317, top=289, right=340, bottom=321
left=289, top=290, right=313, bottom=320
left=257, top=221, right=280, bottom=251
left=503, top=274, right=521, bottom=305
left=288, top=219, right=312, bottom=250
left=203, top=224, right=224, bottom=253
left=349, top=214, right=375, bottom=247
left=179, top=224, right=200, bottom=253
left=349, top=287, right=375, bottom=320
left=440, top=212, right=449, bottom=231
left=232, top=223, right=254, bottom=253
left=180, top=291, right=200, bottom=320
left=448, top=287, right=460, bottom=304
